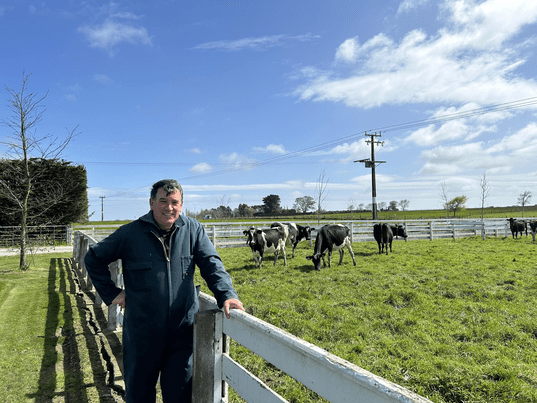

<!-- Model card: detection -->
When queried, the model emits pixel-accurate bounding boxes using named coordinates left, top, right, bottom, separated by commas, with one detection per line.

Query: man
left=84, top=179, right=244, bottom=402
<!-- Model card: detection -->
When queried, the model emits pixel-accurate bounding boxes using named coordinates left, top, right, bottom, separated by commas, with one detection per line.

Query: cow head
left=243, top=227, right=257, bottom=245
left=306, top=253, right=325, bottom=271
left=393, top=225, right=408, bottom=242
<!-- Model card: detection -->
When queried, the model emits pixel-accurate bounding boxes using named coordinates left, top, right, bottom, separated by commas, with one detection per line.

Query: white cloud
left=189, top=148, right=202, bottom=154
left=94, top=74, right=114, bottom=85
left=294, top=0, right=537, bottom=109
left=398, top=0, right=430, bottom=14
left=190, top=163, right=212, bottom=173
left=194, top=33, right=320, bottom=52
left=219, top=152, right=257, bottom=169
left=253, top=144, right=287, bottom=154
left=79, top=17, right=152, bottom=55
left=335, top=37, right=360, bottom=63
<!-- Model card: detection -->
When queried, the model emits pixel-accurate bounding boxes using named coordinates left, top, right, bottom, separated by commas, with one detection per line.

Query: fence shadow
left=28, top=258, right=124, bottom=402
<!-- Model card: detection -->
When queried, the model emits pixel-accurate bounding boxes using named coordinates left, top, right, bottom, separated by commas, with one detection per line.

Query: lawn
left=0, top=253, right=124, bottom=403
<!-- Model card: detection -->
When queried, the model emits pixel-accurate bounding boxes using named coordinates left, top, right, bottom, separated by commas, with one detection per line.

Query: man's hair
left=150, top=179, right=183, bottom=201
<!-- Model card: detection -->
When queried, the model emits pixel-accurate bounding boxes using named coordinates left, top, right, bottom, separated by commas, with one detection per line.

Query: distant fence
left=0, top=225, right=71, bottom=248
left=72, top=230, right=432, bottom=403
left=72, top=218, right=530, bottom=249
left=1, top=218, right=528, bottom=251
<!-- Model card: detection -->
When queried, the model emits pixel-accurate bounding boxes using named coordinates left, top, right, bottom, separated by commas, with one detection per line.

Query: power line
left=178, top=96, right=537, bottom=181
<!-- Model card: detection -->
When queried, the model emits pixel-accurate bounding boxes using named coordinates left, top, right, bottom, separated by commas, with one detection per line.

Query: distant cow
left=529, top=221, right=537, bottom=241
left=306, top=224, right=356, bottom=271
left=508, top=218, right=527, bottom=239
left=390, top=224, right=408, bottom=242
left=373, top=223, right=394, bottom=255
left=243, top=226, right=287, bottom=268
left=271, top=222, right=315, bottom=257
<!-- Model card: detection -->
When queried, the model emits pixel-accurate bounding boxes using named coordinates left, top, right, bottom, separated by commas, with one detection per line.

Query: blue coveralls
left=84, top=212, right=239, bottom=402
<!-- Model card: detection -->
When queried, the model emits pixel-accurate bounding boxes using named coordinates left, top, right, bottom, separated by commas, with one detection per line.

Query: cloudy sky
left=2, top=0, right=537, bottom=220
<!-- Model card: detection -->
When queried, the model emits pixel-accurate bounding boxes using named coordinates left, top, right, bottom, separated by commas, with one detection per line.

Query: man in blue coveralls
left=84, top=179, right=244, bottom=402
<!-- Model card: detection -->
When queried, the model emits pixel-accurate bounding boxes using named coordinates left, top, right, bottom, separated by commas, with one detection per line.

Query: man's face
left=150, top=188, right=183, bottom=230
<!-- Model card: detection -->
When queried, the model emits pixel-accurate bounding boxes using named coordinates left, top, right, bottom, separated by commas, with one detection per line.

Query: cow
left=373, top=223, right=394, bottom=255
left=305, top=224, right=356, bottom=271
left=390, top=224, right=408, bottom=242
left=271, top=222, right=315, bottom=258
left=508, top=218, right=527, bottom=239
left=529, top=221, right=537, bottom=242
left=243, top=226, right=287, bottom=268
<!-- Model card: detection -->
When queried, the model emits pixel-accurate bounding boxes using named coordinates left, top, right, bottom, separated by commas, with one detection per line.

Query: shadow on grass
left=29, top=258, right=124, bottom=402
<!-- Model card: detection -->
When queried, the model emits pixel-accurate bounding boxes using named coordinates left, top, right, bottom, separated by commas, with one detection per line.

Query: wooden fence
left=72, top=230, right=431, bottom=403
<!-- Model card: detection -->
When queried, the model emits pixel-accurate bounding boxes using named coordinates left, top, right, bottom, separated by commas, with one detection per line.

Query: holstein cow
left=306, top=224, right=356, bottom=271
left=271, top=222, right=315, bottom=258
left=373, top=223, right=394, bottom=255
left=243, top=226, right=287, bottom=268
left=529, top=221, right=537, bottom=242
left=508, top=218, right=527, bottom=239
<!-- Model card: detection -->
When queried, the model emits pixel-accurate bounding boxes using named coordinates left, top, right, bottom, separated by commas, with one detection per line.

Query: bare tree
left=440, top=181, right=450, bottom=218
left=1, top=73, right=78, bottom=270
left=518, top=191, right=532, bottom=217
left=314, top=169, right=329, bottom=224
left=347, top=198, right=356, bottom=220
left=480, top=173, right=491, bottom=220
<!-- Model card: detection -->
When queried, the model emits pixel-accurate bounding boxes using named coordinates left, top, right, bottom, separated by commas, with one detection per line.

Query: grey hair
left=150, top=179, right=183, bottom=201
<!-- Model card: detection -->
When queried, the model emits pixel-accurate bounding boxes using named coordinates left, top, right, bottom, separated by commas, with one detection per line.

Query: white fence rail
left=73, top=218, right=528, bottom=249
left=72, top=230, right=431, bottom=402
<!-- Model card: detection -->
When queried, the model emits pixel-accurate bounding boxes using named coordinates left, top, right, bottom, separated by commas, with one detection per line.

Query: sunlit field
left=196, top=235, right=537, bottom=402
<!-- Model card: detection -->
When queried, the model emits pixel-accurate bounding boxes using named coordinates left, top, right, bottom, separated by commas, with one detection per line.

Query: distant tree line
left=189, top=194, right=411, bottom=220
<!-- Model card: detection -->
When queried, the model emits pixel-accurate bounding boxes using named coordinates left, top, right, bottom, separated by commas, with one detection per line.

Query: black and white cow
left=373, top=223, right=394, bottom=255
left=529, top=221, right=537, bottom=242
left=243, top=226, right=287, bottom=268
left=508, top=218, right=527, bottom=239
left=271, top=222, right=315, bottom=258
left=305, top=224, right=356, bottom=271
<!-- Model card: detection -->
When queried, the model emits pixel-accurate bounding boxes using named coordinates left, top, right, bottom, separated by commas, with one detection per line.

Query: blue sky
left=2, top=0, right=537, bottom=220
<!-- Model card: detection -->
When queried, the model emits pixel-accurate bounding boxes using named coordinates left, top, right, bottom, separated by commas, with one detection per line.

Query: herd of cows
left=242, top=218, right=534, bottom=271
left=242, top=222, right=408, bottom=271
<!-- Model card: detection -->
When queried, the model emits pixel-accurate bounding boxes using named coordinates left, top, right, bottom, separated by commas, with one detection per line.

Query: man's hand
left=112, top=290, right=126, bottom=308
left=223, top=298, right=244, bottom=319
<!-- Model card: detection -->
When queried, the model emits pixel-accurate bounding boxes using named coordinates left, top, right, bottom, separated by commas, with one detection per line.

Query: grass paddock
left=2, top=235, right=537, bottom=402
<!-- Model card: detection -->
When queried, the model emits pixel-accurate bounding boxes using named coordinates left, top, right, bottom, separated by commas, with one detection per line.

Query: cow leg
left=281, top=246, right=287, bottom=266
left=251, top=250, right=259, bottom=267
left=273, top=251, right=278, bottom=265
left=346, top=242, right=356, bottom=266
left=389, top=240, right=392, bottom=253
left=338, top=249, right=344, bottom=265
left=327, top=251, right=332, bottom=268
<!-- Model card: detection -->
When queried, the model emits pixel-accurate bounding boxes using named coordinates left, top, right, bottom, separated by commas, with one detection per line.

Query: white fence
left=72, top=230, right=431, bottom=403
left=73, top=218, right=529, bottom=249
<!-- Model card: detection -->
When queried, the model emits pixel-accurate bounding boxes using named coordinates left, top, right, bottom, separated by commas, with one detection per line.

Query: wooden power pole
left=355, top=131, right=385, bottom=220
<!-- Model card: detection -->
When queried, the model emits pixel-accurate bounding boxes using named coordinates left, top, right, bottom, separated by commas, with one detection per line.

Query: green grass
left=196, top=236, right=537, bottom=402
left=0, top=253, right=122, bottom=402
left=3, top=235, right=537, bottom=402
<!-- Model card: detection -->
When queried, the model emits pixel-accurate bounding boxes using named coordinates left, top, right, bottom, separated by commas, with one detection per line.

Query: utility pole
left=354, top=131, right=385, bottom=220
left=100, top=195, right=106, bottom=221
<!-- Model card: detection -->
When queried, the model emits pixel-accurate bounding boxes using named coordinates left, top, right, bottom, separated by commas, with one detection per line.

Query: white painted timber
left=222, top=309, right=431, bottom=403
left=222, top=355, right=287, bottom=403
